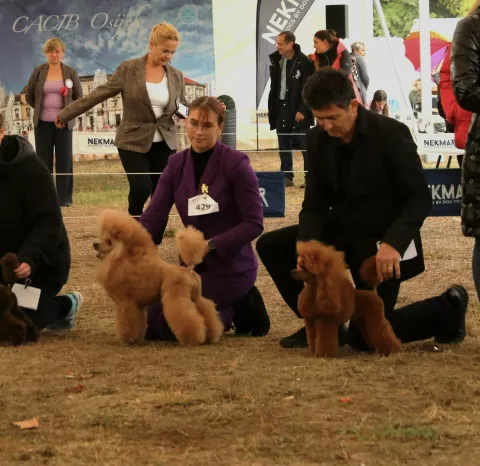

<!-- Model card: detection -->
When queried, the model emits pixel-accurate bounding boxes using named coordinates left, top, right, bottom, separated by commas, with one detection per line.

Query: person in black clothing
left=256, top=68, right=469, bottom=350
left=0, top=113, right=82, bottom=332
left=268, top=31, right=314, bottom=188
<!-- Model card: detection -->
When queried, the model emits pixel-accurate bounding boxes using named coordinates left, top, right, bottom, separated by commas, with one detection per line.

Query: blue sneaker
left=47, top=291, right=83, bottom=332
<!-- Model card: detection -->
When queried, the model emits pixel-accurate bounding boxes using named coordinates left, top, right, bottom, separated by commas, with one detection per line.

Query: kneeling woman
left=140, top=96, right=270, bottom=339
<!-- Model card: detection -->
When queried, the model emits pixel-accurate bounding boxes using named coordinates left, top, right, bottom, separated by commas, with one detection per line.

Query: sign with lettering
left=0, top=1, right=215, bottom=137
left=256, top=0, right=315, bottom=107
left=256, top=171, right=286, bottom=217
left=424, top=168, right=462, bottom=216
left=78, top=133, right=117, bottom=154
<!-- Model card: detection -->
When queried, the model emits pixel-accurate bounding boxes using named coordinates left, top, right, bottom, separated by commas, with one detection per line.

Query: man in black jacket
left=268, top=31, right=314, bottom=188
left=257, top=68, right=468, bottom=349
left=0, top=113, right=81, bottom=332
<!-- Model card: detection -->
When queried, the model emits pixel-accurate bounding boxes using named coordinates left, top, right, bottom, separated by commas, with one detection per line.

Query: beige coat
left=25, top=63, right=83, bottom=130
left=57, top=55, right=186, bottom=152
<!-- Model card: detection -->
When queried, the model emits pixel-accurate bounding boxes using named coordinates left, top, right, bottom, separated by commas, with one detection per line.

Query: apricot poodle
left=93, top=210, right=223, bottom=346
left=292, top=241, right=400, bottom=357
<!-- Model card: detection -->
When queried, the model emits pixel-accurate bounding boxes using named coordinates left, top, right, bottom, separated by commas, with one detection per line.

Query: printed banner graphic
left=256, top=0, right=315, bottom=107
left=0, top=0, right=215, bottom=136
left=424, top=168, right=461, bottom=217
left=256, top=171, right=286, bottom=218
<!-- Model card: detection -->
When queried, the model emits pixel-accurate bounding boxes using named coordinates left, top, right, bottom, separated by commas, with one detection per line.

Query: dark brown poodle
left=292, top=241, right=401, bottom=357
left=0, top=253, right=39, bottom=346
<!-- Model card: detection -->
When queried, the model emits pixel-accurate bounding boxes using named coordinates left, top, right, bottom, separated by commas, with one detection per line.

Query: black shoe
left=435, top=285, right=468, bottom=344
left=280, top=326, right=307, bottom=348
left=232, top=287, right=270, bottom=337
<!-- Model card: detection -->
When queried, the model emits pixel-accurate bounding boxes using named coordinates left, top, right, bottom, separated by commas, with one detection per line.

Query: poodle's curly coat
left=94, top=210, right=223, bottom=346
left=292, top=241, right=401, bottom=357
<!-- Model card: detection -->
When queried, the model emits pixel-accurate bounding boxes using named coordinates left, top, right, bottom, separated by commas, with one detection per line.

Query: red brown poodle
left=0, top=253, right=39, bottom=345
left=292, top=241, right=401, bottom=357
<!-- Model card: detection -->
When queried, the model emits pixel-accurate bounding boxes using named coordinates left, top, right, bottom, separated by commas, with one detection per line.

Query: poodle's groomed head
left=1, top=253, right=20, bottom=286
left=295, top=241, right=347, bottom=278
left=93, top=210, right=155, bottom=258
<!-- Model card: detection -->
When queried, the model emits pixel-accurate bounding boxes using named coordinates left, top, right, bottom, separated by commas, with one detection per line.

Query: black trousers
left=21, top=286, right=70, bottom=331
left=275, top=102, right=308, bottom=181
left=256, top=225, right=454, bottom=348
left=118, top=141, right=175, bottom=217
left=34, top=120, right=73, bottom=205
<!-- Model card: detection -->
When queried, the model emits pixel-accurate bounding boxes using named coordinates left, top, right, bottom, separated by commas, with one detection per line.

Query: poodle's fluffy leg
left=115, top=302, right=143, bottom=344
left=354, top=291, right=401, bottom=355
left=12, top=307, right=39, bottom=342
left=194, top=296, right=223, bottom=344
left=315, top=319, right=339, bottom=357
left=162, top=296, right=207, bottom=346
left=305, top=319, right=316, bottom=355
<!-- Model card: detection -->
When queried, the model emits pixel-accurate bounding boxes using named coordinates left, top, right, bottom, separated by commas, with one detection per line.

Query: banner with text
left=77, top=133, right=117, bottom=154
left=256, top=0, right=315, bottom=108
left=0, top=0, right=215, bottom=136
left=424, top=168, right=461, bottom=217
left=256, top=171, right=286, bottom=218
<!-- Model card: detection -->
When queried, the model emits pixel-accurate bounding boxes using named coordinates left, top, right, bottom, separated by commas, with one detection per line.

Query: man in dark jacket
left=0, top=113, right=81, bottom=331
left=268, top=31, right=314, bottom=188
left=257, top=68, right=468, bottom=349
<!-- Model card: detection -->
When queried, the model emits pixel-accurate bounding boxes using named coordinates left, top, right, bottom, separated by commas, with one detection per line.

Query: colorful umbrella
left=404, top=31, right=450, bottom=71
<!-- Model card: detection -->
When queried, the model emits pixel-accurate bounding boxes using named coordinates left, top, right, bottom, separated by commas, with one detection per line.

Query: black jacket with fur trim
left=0, top=135, right=70, bottom=289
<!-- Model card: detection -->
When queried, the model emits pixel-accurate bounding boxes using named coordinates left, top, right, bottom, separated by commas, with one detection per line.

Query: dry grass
left=1, top=151, right=479, bottom=466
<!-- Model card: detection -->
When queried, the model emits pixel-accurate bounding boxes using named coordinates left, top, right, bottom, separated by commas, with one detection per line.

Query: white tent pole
left=419, top=0, right=432, bottom=128
left=372, top=0, right=415, bottom=131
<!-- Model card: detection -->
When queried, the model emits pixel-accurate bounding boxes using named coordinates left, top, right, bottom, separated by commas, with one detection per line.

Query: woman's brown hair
left=370, top=90, right=389, bottom=116
left=314, top=29, right=337, bottom=44
left=188, top=97, right=226, bottom=125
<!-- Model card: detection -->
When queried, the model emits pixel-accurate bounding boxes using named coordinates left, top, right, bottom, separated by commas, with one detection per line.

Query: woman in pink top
left=25, top=38, right=82, bottom=206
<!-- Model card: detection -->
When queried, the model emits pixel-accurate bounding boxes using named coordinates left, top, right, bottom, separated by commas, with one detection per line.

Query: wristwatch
left=207, top=239, right=216, bottom=251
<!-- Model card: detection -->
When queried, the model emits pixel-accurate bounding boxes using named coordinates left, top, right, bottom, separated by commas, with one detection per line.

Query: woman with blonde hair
left=25, top=37, right=83, bottom=207
left=451, top=0, right=480, bottom=301
left=57, top=22, right=187, bottom=234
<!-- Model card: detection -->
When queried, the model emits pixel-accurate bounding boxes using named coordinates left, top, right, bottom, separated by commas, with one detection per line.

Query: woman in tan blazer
left=57, top=22, right=188, bottom=225
left=25, top=37, right=83, bottom=207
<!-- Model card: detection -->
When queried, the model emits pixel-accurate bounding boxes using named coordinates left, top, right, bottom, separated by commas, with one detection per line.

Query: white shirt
left=146, top=77, right=169, bottom=142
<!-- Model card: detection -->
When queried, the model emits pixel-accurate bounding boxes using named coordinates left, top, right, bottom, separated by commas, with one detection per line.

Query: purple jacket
left=140, top=141, right=264, bottom=277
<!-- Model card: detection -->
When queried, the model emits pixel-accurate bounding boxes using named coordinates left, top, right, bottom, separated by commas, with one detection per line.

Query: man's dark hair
left=302, top=68, right=355, bottom=111
left=278, top=31, right=296, bottom=44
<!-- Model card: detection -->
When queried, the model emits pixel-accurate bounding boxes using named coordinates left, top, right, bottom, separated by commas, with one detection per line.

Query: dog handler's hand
left=376, top=242, right=401, bottom=283
left=54, top=117, right=65, bottom=129
left=14, top=262, right=32, bottom=280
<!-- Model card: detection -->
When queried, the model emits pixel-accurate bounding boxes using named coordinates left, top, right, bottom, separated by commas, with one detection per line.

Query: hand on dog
left=203, top=241, right=211, bottom=257
left=376, top=243, right=401, bottom=282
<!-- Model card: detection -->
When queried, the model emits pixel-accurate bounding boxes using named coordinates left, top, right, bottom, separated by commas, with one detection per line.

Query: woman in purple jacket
left=140, top=96, right=270, bottom=340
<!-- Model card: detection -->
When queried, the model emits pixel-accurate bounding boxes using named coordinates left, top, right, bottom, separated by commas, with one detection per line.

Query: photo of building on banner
left=0, top=0, right=216, bottom=146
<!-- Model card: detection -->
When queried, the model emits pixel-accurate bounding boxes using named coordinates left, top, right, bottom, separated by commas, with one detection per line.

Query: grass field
left=1, top=151, right=478, bottom=466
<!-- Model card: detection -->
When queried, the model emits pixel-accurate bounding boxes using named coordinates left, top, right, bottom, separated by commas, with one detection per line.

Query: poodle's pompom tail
left=359, top=256, right=381, bottom=287
left=1, top=253, right=20, bottom=286
left=175, top=226, right=206, bottom=266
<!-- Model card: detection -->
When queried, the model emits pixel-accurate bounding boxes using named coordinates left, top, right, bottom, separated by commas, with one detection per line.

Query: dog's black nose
left=93, top=242, right=99, bottom=250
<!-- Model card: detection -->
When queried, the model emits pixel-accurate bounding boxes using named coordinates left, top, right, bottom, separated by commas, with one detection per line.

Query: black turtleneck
left=191, top=145, right=215, bottom=188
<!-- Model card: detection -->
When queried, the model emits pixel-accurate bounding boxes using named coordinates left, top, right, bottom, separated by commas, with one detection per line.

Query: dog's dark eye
left=106, top=239, right=112, bottom=246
